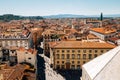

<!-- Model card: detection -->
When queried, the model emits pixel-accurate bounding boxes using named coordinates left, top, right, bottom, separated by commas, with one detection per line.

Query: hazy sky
left=0, top=0, right=120, bottom=16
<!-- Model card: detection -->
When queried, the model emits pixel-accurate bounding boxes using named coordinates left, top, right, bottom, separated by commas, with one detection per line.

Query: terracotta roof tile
left=49, top=41, right=116, bottom=49
left=90, top=28, right=116, bottom=34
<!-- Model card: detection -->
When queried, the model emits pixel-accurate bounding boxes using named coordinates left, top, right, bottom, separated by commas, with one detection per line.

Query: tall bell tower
left=100, top=12, right=103, bottom=21
left=100, top=12, right=103, bottom=27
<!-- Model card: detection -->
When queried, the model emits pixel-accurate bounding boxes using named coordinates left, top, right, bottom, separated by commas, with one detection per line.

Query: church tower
left=100, top=13, right=103, bottom=27
left=100, top=12, right=103, bottom=21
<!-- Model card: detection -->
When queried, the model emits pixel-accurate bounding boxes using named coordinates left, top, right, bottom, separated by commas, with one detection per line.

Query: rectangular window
left=62, top=50, right=64, bottom=53
left=89, top=50, right=92, bottom=53
left=95, top=50, right=98, bottom=53
left=101, top=50, right=103, bottom=53
left=56, top=54, right=60, bottom=59
left=77, top=65, right=80, bottom=69
left=57, top=50, right=59, bottom=53
left=72, top=61, right=74, bottom=64
left=89, top=54, right=92, bottom=59
left=77, top=54, right=80, bottom=59
left=78, top=50, right=80, bottom=53
left=77, top=61, right=80, bottom=64
left=94, top=54, right=98, bottom=58
left=61, top=65, right=64, bottom=69
left=56, top=65, right=60, bottom=69
left=62, top=54, right=64, bottom=59
left=83, top=50, right=86, bottom=53
left=72, top=54, right=75, bottom=59
left=67, top=50, right=70, bottom=53
left=57, top=61, right=59, bottom=64
left=28, top=57, right=31, bottom=60
left=67, top=54, right=70, bottom=59
left=83, top=54, right=86, bottom=59
left=62, top=61, right=64, bottom=64
left=0, top=41, right=1, bottom=47
left=71, top=65, right=75, bottom=69
left=72, top=50, right=75, bottom=53
left=83, top=61, right=86, bottom=64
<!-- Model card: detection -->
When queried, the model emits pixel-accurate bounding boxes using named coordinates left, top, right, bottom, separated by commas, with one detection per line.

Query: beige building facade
left=49, top=41, right=116, bottom=70
left=16, top=47, right=37, bottom=68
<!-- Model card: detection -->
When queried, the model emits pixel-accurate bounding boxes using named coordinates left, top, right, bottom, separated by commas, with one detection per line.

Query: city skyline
left=0, top=0, right=120, bottom=16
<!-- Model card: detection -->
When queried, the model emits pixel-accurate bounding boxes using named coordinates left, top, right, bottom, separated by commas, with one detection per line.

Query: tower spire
left=100, top=12, right=103, bottom=21
left=99, top=12, right=103, bottom=27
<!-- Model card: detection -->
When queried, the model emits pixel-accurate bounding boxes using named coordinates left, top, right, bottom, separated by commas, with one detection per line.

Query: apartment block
left=49, top=41, right=116, bottom=70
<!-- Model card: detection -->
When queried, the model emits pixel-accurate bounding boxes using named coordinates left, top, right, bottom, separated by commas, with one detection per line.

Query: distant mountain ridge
left=0, top=14, right=120, bottom=21
left=43, top=14, right=86, bottom=18
left=43, top=14, right=120, bottom=18
left=0, top=14, right=43, bottom=22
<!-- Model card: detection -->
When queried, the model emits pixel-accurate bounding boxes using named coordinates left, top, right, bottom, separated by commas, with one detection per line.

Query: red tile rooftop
left=0, top=30, right=30, bottom=39
left=49, top=41, right=116, bottom=49
left=108, top=37, right=120, bottom=41
left=90, top=28, right=116, bottom=34
left=18, top=47, right=37, bottom=55
left=0, top=64, right=25, bottom=80
left=87, top=34, right=99, bottom=39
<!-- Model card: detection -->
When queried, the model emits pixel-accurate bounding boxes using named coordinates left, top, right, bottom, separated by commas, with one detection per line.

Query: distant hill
left=87, top=14, right=120, bottom=18
left=0, top=14, right=43, bottom=22
left=43, top=14, right=120, bottom=19
left=0, top=14, right=120, bottom=21
left=43, top=14, right=86, bottom=18
left=104, top=14, right=120, bottom=17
